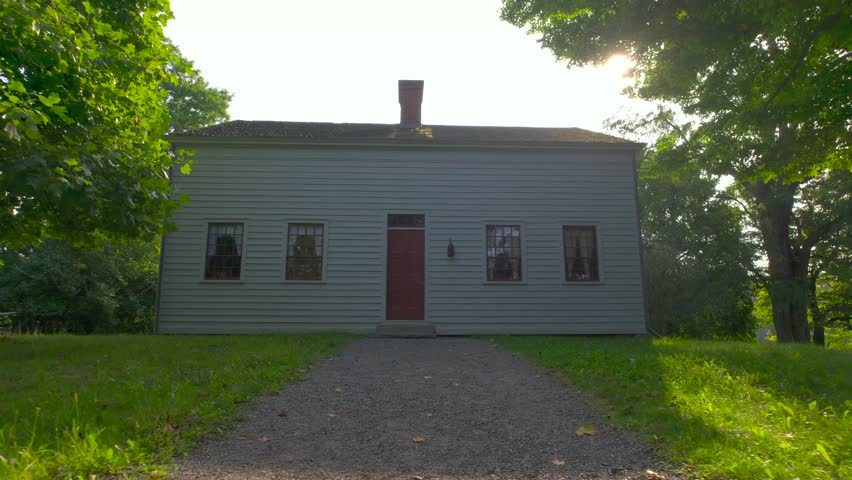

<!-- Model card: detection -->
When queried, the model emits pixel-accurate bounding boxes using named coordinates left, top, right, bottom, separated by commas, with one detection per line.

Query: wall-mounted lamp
left=447, top=238, right=455, bottom=258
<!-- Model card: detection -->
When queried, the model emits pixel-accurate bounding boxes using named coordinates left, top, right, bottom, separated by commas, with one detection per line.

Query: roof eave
left=165, top=135, right=645, bottom=151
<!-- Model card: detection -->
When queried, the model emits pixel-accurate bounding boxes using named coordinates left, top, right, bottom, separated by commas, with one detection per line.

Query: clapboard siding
left=157, top=144, right=646, bottom=334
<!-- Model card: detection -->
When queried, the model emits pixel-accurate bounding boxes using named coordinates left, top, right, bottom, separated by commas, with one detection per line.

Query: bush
left=0, top=240, right=158, bottom=333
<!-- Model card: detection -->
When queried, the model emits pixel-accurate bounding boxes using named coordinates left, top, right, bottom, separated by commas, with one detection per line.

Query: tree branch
left=803, top=215, right=848, bottom=254
left=761, top=23, right=824, bottom=111
left=717, top=191, right=760, bottom=226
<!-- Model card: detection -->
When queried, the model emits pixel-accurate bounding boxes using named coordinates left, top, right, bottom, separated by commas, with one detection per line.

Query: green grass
left=0, top=334, right=356, bottom=479
left=492, top=337, right=852, bottom=480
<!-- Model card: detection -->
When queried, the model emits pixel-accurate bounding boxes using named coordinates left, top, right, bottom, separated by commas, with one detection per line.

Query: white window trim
left=481, top=221, right=528, bottom=285
left=199, top=220, right=248, bottom=284
left=282, top=219, right=329, bottom=284
left=560, top=223, right=606, bottom=285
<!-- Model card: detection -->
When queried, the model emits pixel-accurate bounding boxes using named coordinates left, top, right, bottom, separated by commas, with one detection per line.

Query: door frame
left=380, top=210, right=430, bottom=322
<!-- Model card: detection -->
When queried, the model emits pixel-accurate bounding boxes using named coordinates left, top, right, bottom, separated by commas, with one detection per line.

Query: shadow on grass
left=648, top=340, right=851, bottom=409
left=492, top=336, right=851, bottom=479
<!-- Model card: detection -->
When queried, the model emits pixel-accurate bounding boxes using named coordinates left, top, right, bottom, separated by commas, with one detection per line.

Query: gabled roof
left=171, top=121, right=642, bottom=149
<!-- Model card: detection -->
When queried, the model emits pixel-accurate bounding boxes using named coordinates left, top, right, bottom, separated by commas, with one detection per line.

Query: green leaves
left=502, top=0, right=850, bottom=180
left=163, top=43, right=232, bottom=133
left=0, top=0, right=217, bottom=248
left=37, top=93, right=61, bottom=107
left=502, top=0, right=850, bottom=342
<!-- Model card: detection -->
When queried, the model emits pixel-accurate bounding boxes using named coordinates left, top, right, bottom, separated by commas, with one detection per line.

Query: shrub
left=0, top=240, right=158, bottom=333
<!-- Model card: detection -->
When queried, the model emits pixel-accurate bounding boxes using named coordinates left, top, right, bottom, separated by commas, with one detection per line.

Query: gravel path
left=175, top=338, right=680, bottom=480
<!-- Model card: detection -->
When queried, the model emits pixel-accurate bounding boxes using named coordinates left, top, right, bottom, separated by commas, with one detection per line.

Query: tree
left=1, top=0, right=183, bottom=248
left=1, top=1, right=232, bottom=333
left=502, top=0, right=852, bottom=342
left=612, top=112, right=758, bottom=339
left=163, top=43, right=232, bottom=132
left=0, top=239, right=159, bottom=333
left=806, top=172, right=852, bottom=345
left=640, top=157, right=758, bottom=339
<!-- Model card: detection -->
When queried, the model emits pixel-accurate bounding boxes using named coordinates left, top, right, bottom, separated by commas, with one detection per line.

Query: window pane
left=563, top=226, right=599, bottom=282
left=488, top=258, right=522, bottom=281
left=285, top=223, right=324, bottom=280
left=485, top=224, right=523, bottom=281
left=388, top=214, right=425, bottom=228
left=204, top=223, right=244, bottom=280
left=286, top=257, right=323, bottom=280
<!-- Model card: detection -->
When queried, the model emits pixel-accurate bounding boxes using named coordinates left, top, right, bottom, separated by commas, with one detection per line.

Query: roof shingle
left=171, top=120, right=641, bottom=148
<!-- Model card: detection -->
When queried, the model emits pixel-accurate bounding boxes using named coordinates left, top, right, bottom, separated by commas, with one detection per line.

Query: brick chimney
left=399, top=80, right=424, bottom=128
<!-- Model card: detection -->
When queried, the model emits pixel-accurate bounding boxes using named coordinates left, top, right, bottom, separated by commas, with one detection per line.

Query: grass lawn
left=0, top=334, right=356, bottom=480
left=492, top=337, right=851, bottom=480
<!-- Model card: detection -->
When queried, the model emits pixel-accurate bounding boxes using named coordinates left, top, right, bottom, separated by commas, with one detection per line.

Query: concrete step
left=375, top=321, right=437, bottom=338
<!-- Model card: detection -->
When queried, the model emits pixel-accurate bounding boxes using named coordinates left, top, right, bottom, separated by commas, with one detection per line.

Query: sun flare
left=604, top=54, right=634, bottom=77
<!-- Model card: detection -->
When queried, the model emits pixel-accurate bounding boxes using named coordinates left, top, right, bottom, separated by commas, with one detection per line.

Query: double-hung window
left=285, top=223, right=326, bottom=281
left=563, top=225, right=600, bottom=282
left=485, top=224, right=523, bottom=282
left=204, top=223, right=245, bottom=280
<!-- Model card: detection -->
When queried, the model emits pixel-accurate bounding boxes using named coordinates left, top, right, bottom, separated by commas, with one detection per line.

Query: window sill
left=199, top=280, right=245, bottom=284
left=562, top=280, right=606, bottom=285
left=482, top=280, right=528, bottom=285
left=281, top=280, right=327, bottom=285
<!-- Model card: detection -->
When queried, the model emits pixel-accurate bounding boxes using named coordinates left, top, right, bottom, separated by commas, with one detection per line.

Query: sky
left=164, top=0, right=655, bottom=132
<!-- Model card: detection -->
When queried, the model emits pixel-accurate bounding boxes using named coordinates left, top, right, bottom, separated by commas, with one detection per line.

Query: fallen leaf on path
left=645, top=469, right=666, bottom=479
left=551, top=459, right=565, bottom=466
left=256, top=436, right=271, bottom=442
left=575, top=424, right=598, bottom=436
left=413, top=437, right=427, bottom=443
left=334, top=387, right=343, bottom=393
left=162, top=423, right=178, bottom=434
left=277, top=410, right=288, bottom=417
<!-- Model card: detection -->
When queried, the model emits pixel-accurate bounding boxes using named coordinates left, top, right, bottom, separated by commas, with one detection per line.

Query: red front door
left=386, top=229, right=425, bottom=320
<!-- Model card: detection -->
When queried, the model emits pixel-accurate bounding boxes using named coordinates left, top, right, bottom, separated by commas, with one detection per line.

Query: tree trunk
left=750, top=180, right=811, bottom=343
left=809, top=270, right=826, bottom=347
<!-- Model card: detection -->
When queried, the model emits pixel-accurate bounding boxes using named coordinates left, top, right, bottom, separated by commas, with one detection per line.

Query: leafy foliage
left=638, top=153, right=757, bottom=339
left=0, top=239, right=159, bottom=333
left=163, top=43, right=232, bottom=133
left=502, top=0, right=851, bottom=342
left=808, top=189, right=852, bottom=344
left=1, top=1, right=233, bottom=333
left=0, top=0, right=183, bottom=247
